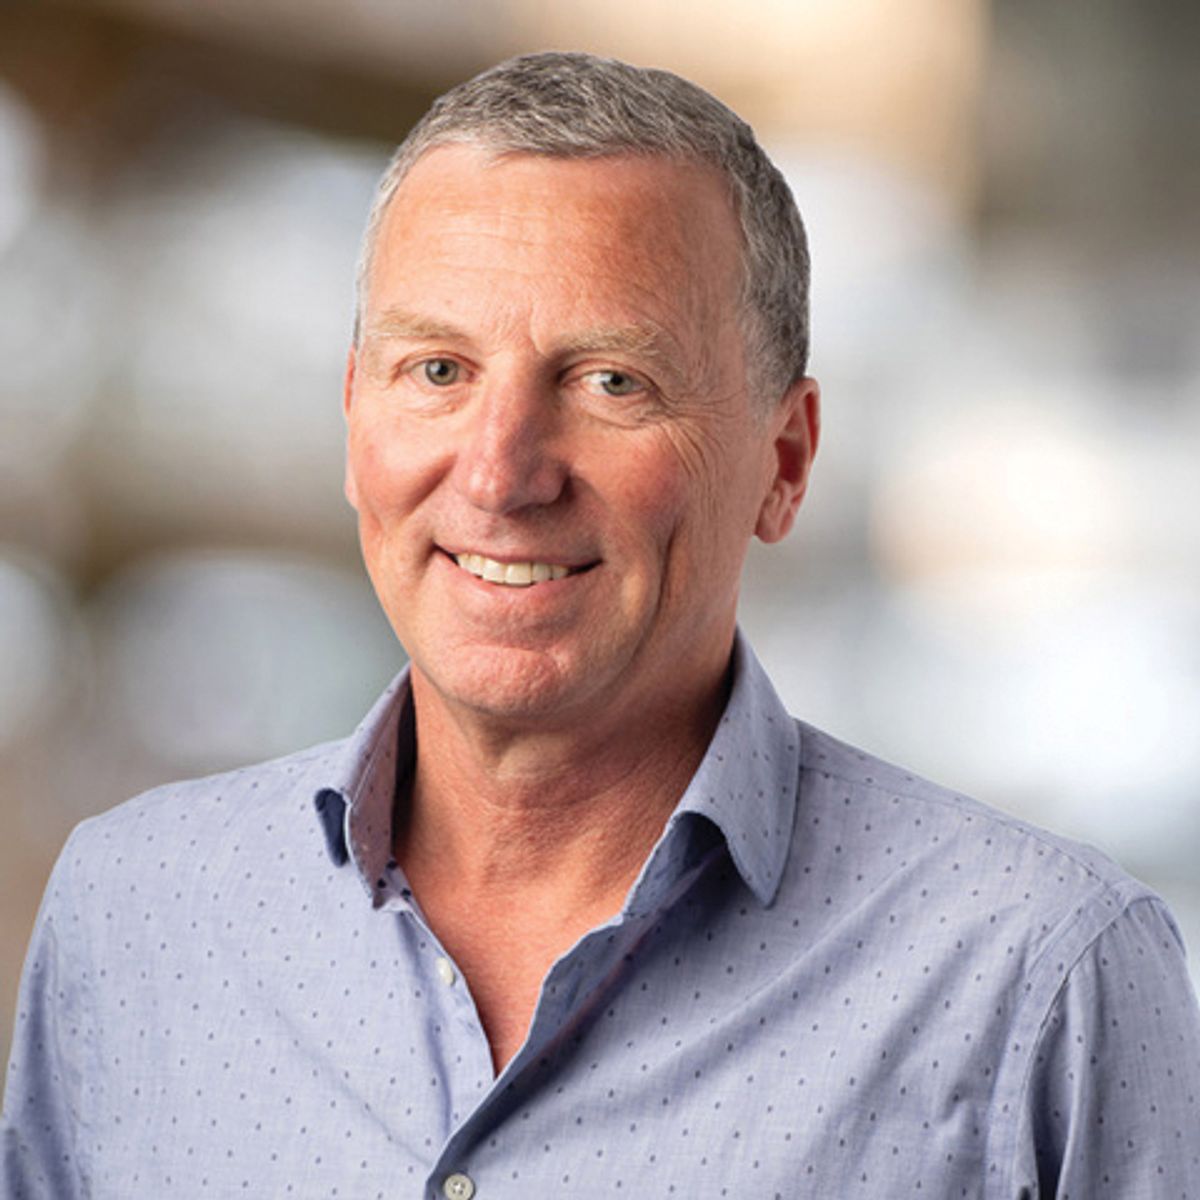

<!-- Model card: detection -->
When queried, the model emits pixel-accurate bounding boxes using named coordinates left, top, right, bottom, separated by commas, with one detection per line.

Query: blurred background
left=2, top=0, right=1198, bottom=1065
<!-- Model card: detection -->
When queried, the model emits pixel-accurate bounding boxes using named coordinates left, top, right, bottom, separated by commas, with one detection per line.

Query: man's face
left=345, top=144, right=817, bottom=733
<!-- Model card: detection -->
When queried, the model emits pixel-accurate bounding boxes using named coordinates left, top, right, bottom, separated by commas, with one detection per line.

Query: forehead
left=366, top=145, right=745, bottom=331
left=389, top=141, right=740, bottom=235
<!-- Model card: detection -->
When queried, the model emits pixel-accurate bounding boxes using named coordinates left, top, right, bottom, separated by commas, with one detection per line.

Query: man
left=3, top=52, right=1198, bottom=1198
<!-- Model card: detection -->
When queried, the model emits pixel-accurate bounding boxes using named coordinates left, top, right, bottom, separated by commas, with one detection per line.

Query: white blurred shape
left=858, top=391, right=1198, bottom=864
left=0, top=81, right=41, bottom=255
left=0, top=551, right=78, bottom=752
left=94, top=119, right=388, bottom=542
left=0, top=207, right=104, bottom=565
left=121, top=122, right=379, bottom=358
left=769, top=146, right=972, bottom=377
left=92, top=551, right=402, bottom=771
left=1016, top=589, right=1200, bottom=843
left=851, top=578, right=1200, bottom=870
left=0, top=210, right=101, bottom=473
left=872, top=398, right=1135, bottom=621
left=1121, top=425, right=1200, bottom=582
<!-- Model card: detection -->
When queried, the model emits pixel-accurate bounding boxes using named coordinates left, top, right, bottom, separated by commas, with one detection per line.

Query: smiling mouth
left=452, top=552, right=586, bottom=587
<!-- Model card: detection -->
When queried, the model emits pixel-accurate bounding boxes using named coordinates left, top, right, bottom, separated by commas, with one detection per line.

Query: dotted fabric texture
left=3, top=635, right=1199, bottom=1198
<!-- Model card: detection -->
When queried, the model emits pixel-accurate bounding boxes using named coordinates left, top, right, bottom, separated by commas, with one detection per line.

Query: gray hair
left=355, top=52, right=810, bottom=398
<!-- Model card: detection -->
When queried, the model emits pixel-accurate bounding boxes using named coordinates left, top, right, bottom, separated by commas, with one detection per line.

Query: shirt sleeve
left=1, top=831, right=90, bottom=1199
left=1013, top=894, right=1200, bottom=1197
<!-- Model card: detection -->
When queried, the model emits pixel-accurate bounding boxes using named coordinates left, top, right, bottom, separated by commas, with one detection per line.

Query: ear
left=342, top=344, right=357, bottom=417
left=342, top=345, right=360, bottom=510
left=754, top=376, right=820, bottom=544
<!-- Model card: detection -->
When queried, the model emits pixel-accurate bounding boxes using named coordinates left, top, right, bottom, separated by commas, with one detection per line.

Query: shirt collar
left=313, top=671, right=412, bottom=902
left=625, top=631, right=801, bottom=911
left=312, top=631, right=801, bottom=910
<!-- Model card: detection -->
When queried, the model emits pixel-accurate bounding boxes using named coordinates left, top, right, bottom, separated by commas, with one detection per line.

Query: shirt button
left=435, top=956, right=457, bottom=987
left=442, top=1172, right=475, bottom=1199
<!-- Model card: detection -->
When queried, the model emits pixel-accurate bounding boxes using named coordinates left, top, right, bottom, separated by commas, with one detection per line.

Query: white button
left=442, top=1172, right=475, bottom=1199
left=435, top=956, right=457, bottom=987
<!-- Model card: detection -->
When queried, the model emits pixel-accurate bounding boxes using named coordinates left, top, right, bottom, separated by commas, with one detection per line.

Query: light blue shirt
left=4, top=636, right=1199, bottom=1197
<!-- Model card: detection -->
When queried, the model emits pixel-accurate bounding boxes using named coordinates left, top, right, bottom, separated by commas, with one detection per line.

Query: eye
left=420, top=358, right=460, bottom=386
left=582, top=369, right=645, bottom=397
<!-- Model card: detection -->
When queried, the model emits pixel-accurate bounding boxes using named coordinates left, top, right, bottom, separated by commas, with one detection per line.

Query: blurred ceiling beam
left=8, top=0, right=987, bottom=207
left=515, top=0, right=988, bottom=207
left=0, top=2, right=436, bottom=177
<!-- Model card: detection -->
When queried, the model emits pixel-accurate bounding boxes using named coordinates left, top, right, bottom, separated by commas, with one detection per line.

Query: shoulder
left=58, top=737, right=347, bottom=896
left=787, top=720, right=1178, bottom=1013
left=786, top=720, right=1200, bottom=1191
left=794, top=718, right=1150, bottom=907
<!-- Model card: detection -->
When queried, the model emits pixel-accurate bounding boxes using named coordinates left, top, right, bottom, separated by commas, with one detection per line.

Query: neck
left=391, top=656, right=732, bottom=1074
left=396, top=661, right=730, bottom=907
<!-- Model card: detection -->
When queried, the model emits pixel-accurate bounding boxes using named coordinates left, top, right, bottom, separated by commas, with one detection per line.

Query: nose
left=454, top=374, right=569, bottom=514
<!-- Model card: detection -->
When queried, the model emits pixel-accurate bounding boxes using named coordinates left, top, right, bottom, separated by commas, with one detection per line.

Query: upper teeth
left=454, top=553, right=570, bottom=586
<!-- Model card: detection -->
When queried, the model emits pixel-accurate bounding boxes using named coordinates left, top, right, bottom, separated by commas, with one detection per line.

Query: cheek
left=654, top=424, right=753, bottom=544
left=599, top=440, right=693, bottom=553
left=347, top=415, right=440, bottom=521
left=347, top=412, right=388, bottom=498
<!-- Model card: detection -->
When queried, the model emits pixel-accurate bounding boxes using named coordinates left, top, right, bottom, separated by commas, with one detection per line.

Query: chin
left=412, top=640, right=605, bottom=725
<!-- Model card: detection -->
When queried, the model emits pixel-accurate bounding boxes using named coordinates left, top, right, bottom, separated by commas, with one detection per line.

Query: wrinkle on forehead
left=379, top=144, right=742, bottom=292
left=362, top=145, right=750, bottom=401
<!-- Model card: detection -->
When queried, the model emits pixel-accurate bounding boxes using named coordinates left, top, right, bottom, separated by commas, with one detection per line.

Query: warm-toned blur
left=2, top=0, right=1198, bottom=1070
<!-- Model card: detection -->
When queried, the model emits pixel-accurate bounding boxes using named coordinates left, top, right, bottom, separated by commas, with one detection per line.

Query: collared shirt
left=4, top=635, right=1199, bottom=1197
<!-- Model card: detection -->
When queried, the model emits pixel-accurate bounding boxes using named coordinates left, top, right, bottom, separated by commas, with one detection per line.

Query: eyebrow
left=362, top=310, right=466, bottom=345
left=560, top=324, right=690, bottom=380
left=557, top=325, right=664, bottom=359
left=364, top=310, right=683, bottom=379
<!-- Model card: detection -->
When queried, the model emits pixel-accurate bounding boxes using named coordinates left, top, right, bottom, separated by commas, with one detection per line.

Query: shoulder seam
left=986, top=891, right=1168, bottom=1198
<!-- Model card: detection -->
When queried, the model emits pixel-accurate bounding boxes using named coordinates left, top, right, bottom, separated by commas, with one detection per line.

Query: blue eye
left=588, top=370, right=642, bottom=396
left=422, top=359, right=459, bottom=386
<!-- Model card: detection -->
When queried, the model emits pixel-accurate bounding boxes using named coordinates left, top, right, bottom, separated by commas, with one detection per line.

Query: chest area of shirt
left=84, top=862, right=1016, bottom=1197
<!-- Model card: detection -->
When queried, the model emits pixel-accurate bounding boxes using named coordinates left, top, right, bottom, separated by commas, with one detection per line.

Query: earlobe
left=754, top=377, right=820, bottom=544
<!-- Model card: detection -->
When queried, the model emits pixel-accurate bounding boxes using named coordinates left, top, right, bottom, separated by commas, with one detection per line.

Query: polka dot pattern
left=3, top=635, right=1199, bottom=1197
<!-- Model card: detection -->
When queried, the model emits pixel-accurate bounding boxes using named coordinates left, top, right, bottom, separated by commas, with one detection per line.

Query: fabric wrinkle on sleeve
left=1011, top=893, right=1200, bottom=1198
left=1, top=826, right=92, bottom=1200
